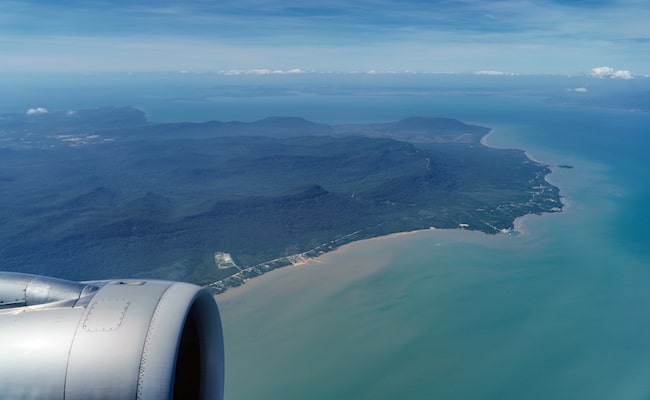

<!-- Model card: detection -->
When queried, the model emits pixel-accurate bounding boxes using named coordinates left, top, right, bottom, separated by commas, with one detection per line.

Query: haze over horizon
left=1, top=0, right=648, bottom=76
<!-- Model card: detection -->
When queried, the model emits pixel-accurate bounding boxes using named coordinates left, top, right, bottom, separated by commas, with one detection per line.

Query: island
left=0, top=107, right=562, bottom=293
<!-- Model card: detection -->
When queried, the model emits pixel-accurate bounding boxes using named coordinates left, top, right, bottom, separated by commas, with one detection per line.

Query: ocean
left=214, top=83, right=650, bottom=399
left=3, top=74, right=649, bottom=398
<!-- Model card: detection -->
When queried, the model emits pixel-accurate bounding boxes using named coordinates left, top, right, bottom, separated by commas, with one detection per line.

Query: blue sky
left=1, top=0, right=648, bottom=75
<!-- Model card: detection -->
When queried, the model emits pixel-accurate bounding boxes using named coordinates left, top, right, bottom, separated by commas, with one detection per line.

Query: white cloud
left=590, top=66, right=633, bottom=79
left=365, top=70, right=415, bottom=75
left=26, top=107, right=48, bottom=115
left=216, top=68, right=305, bottom=75
left=217, top=69, right=272, bottom=75
left=475, top=70, right=504, bottom=76
left=613, top=70, right=633, bottom=79
left=474, top=70, right=518, bottom=76
left=574, top=87, right=588, bottom=92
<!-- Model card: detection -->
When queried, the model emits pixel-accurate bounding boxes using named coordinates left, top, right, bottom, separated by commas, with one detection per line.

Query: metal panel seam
left=62, top=302, right=94, bottom=400
left=136, top=284, right=173, bottom=400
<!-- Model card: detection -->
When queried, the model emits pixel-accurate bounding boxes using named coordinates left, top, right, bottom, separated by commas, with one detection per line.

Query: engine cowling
left=0, top=272, right=224, bottom=399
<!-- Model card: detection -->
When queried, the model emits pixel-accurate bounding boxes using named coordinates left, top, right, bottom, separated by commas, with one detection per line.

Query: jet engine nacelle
left=0, top=271, right=224, bottom=399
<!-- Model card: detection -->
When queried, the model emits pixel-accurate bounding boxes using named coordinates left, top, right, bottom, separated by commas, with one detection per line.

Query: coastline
left=215, top=227, right=437, bottom=301
left=479, top=128, right=494, bottom=147
left=212, top=126, right=564, bottom=297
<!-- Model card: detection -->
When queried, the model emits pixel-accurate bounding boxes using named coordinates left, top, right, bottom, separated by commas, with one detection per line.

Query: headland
left=0, top=107, right=563, bottom=289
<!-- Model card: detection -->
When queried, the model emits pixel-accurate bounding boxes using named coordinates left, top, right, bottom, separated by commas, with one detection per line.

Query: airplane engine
left=0, top=271, right=224, bottom=400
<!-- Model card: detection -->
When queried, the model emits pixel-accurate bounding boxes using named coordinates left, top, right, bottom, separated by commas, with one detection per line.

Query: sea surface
left=4, top=75, right=650, bottom=399
left=216, top=88, right=650, bottom=398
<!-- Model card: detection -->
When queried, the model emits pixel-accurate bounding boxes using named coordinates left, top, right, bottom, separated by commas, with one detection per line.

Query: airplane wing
left=0, top=271, right=224, bottom=399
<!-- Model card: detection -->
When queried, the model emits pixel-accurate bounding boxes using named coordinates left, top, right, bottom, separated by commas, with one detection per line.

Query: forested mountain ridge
left=0, top=107, right=561, bottom=289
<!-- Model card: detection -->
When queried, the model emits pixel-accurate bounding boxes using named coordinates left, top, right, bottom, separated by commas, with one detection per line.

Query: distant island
left=0, top=107, right=562, bottom=293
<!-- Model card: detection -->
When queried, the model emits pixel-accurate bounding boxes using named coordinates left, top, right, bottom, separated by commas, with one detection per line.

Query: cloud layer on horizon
left=1, top=1, right=649, bottom=74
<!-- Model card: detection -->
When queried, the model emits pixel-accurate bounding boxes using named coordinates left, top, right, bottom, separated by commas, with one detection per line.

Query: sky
left=1, top=0, right=649, bottom=75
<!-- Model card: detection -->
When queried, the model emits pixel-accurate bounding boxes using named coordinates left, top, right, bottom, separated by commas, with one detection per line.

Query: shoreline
left=479, top=128, right=494, bottom=147
left=214, top=208, right=551, bottom=301
left=215, top=227, right=438, bottom=300
left=213, top=126, right=565, bottom=298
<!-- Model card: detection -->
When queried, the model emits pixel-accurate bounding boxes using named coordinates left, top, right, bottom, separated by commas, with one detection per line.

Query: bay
left=218, top=94, right=650, bottom=399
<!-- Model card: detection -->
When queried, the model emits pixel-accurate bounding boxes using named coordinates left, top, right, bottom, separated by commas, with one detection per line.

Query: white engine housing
left=0, top=272, right=224, bottom=399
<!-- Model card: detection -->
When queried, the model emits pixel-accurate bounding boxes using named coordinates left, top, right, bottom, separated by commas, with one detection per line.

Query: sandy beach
left=215, top=227, right=438, bottom=301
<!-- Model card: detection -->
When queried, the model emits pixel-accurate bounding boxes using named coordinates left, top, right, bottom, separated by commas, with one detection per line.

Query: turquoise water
left=218, top=95, right=650, bottom=399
